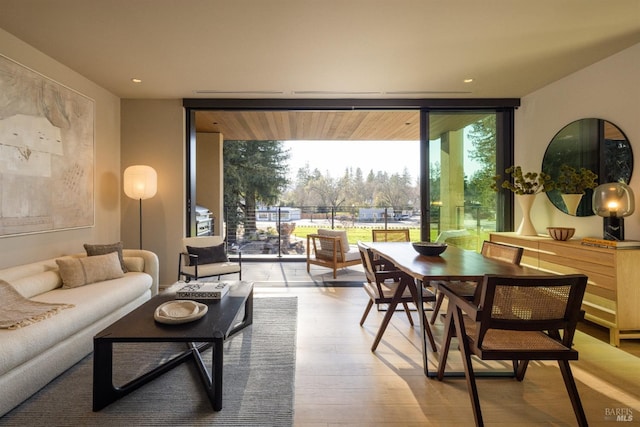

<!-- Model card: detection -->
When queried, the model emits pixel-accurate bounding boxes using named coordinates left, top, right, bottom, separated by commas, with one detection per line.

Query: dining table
left=366, top=241, right=546, bottom=377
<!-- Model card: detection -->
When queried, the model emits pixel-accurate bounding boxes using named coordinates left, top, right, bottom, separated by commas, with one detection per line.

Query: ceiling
left=0, top=1, right=638, bottom=140
left=196, top=110, right=490, bottom=140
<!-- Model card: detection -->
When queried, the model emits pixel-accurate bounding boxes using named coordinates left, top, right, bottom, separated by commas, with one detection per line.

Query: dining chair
left=371, top=228, right=411, bottom=242
left=429, top=241, right=524, bottom=324
left=357, top=242, right=437, bottom=352
left=436, top=274, right=589, bottom=426
left=371, top=228, right=411, bottom=270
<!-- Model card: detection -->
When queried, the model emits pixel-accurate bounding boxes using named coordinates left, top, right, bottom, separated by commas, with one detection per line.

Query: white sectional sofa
left=0, top=249, right=159, bottom=416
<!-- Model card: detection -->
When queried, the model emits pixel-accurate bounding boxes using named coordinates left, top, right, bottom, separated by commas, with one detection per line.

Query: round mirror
left=542, top=118, right=633, bottom=216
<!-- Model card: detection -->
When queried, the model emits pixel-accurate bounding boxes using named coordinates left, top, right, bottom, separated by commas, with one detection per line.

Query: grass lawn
left=291, top=225, right=493, bottom=252
left=292, top=225, right=425, bottom=244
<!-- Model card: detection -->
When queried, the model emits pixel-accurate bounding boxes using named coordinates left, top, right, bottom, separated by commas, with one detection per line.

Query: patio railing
left=219, top=205, right=497, bottom=258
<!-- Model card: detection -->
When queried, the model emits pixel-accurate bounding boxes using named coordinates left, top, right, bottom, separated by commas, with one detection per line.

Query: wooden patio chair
left=436, top=274, right=589, bottom=426
left=430, top=241, right=523, bottom=324
left=306, top=229, right=361, bottom=279
left=358, top=242, right=437, bottom=352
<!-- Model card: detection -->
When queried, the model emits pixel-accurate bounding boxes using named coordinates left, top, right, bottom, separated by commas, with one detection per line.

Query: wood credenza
left=490, top=232, right=640, bottom=346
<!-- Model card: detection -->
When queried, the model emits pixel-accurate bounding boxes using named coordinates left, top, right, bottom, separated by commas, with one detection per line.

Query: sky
left=283, top=140, right=421, bottom=181
left=283, top=139, right=483, bottom=183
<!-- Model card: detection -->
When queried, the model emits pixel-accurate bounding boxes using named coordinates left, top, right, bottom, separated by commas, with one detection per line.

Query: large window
left=184, top=99, right=518, bottom=256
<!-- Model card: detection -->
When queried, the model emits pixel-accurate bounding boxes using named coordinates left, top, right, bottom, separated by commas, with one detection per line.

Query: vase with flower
left=554, top=164, right=598, bottom=216
left=493, top=166, right=554, bottom=235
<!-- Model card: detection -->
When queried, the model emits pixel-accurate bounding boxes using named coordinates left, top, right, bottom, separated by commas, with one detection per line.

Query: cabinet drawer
left=538, top=257, right=616, bottom=291
left=490, top=234, right=538, bottom=251
left=538, top=241, right=615, bottom=266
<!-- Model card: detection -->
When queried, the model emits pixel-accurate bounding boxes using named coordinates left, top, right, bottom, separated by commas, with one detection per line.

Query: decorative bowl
left=547, top=227, right=575, bottom=241
left=412, top=242, right=448, bottom=256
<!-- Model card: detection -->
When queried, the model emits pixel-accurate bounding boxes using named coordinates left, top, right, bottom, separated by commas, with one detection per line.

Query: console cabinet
left=490, top=232, right=640, bottom=346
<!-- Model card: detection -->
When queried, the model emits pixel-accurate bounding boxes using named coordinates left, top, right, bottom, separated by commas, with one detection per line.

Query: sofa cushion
left=5, top=271, right=61, bottom=299
left=186, top=244, right=229, bottom=265
left=0, top=271, right=152, bottom=378
left=317, top=229, right=350, bottom=253
left=56, top=252, right=124, bottom=288
left=84, top=242, right=127, bottom=273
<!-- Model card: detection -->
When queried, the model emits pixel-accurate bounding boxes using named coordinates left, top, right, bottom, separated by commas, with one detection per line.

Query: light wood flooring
left=242, top=261, right=640, bottom=426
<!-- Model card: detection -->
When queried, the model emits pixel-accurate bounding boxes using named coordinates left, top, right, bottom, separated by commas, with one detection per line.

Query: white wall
left=515, top=43, right=640, bottom=240
left=121, top=100, right=185, bottom=286
left=0, top=28, right=122, bottom=268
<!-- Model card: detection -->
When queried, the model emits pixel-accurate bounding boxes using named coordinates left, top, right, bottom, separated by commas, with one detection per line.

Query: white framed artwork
left=0, top=54, right=95, bottom=237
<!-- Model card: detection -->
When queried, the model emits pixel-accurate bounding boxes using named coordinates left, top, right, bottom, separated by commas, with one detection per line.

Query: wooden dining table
left=367, top=241, right=545, bottom=377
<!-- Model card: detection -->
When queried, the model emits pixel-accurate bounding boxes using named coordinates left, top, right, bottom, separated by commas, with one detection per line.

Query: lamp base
left=603, top=217, right=624, bottom=241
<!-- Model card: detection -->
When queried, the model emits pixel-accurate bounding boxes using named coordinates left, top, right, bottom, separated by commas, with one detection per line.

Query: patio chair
left=358, top=242, right=437, bottom=352
left=430, top=241, right=523, bottom=324
left=178, top=236, right=242, bottom=282
left=436, top=274, right=588, bottom=426
left=306, top=229, right=361, bottom=279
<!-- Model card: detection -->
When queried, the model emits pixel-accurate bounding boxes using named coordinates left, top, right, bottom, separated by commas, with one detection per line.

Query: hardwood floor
left=243, top=262, right=640, bottom=426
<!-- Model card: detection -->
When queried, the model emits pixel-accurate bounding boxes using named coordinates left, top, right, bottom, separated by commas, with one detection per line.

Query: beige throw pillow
left=84, top=242, right=128, bottom=273
left=56, top=252, right=125, bottom=288
left=317, top=229, right=350, bottom=253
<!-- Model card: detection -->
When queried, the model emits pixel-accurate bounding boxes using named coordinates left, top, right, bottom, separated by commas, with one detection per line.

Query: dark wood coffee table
left=93, top=280, right=253, bottom=412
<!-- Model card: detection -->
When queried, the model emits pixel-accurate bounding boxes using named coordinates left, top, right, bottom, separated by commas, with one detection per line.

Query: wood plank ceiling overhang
left=195, top=110, right=491, bottom=141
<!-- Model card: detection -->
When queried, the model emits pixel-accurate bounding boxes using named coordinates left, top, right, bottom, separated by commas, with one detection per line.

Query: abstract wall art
left=0, top=54, right=95, bottom=237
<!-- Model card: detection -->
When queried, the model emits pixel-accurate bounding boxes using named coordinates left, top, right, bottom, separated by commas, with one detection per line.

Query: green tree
left=375, top=168, right=414, bottom=212
left=224, top=140, right=289, bottom=243
left=466, top=116, right=497, bottom=216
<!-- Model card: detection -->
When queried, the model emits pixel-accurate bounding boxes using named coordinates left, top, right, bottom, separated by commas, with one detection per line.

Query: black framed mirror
left=542, top=118, right=633, bottom=216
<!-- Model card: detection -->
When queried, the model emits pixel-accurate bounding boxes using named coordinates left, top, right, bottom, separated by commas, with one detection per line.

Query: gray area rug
left=0, top=297, right=298, bottom=427
left=255, top=281, right=363, bottom=288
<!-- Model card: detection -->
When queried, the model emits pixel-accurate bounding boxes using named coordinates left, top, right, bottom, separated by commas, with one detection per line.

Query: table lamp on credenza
left=592, top=182, right=634, bottom=241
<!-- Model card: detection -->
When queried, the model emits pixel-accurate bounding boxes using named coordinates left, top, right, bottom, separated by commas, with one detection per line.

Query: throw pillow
left=56, top=252, right=125, bottom=288
left=84, top=242, right=128, bottom=273
left=317, top=229, right=350, bottom=253
left=186, top=244, right=229, bottom=265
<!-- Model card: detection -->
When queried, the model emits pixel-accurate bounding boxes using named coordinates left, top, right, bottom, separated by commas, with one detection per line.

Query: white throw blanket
left=0, top=279, right=74, bottom=329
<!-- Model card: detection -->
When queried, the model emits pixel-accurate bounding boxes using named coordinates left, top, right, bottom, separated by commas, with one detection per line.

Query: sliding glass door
left=423, top=110, right=512, bottom=251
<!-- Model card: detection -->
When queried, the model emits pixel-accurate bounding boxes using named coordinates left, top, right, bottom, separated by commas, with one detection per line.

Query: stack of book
left=176, top=281, right=230, bottom=300
left=581, top=237, right=640, bottom=249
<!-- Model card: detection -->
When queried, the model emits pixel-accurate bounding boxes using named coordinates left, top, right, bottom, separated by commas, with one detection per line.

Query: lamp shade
left=123, top=165, right=157, bottom=200
left=592, top=182, right=634, bottom=218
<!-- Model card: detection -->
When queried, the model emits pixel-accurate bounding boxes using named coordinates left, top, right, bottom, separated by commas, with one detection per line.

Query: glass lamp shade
left=592, top=182, right=634, bottom=241
left=123, top=165, right=157, bottom=200
left=592, top=182, right=634, bottom=218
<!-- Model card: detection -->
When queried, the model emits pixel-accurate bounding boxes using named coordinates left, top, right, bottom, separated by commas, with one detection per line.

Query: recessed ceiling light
left=463, top=78, right=474, bottom=83
left=131, top=78, right=142, bottom=83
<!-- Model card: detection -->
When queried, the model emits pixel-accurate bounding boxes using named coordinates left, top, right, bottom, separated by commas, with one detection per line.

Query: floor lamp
left=123, top=165, right=157, bottom=249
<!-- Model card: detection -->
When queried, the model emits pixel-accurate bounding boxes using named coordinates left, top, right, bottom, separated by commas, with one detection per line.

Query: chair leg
left=360, top=300, right=374, bottom=326
left=402, top=302, right=414, bottom=326
left=404, top=278, right=437, bottom=353
left=437, top=311, right=455, bottom=380
left=515, top=360, right=530, bottom=381
left=452, top=306, right=484, bottom=427
left=558, top=360, right=588, bottom=427
left=371, top=300, right=398, bottom=351
left=430, top=292, right=445, bottom=325
left=423, top=313, right=438, bottom=353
